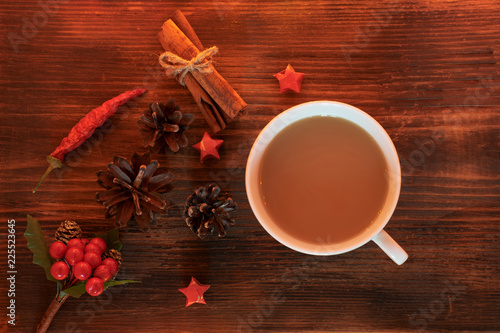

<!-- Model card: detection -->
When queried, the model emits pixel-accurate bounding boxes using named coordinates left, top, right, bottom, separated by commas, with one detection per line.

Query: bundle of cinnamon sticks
left=158, top=10, right=246, bottom=133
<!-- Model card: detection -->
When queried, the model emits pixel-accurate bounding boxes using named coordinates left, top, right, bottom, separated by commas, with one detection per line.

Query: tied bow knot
left=158, top=46, right=219, bottom=86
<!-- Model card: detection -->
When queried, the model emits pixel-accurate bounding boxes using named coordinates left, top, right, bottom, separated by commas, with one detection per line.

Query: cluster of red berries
left=49, top=237, right=119, bottom=297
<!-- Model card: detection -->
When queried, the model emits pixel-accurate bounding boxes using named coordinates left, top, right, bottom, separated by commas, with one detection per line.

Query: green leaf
left=24, top=215, right=57, bottom=282
left=94, top=228, right=122, bottom=251
left=104, top=280, right=141, bottom=289
left=61, top=280, right=141, bottom=298
left=61, top=283, right=87, bottom=298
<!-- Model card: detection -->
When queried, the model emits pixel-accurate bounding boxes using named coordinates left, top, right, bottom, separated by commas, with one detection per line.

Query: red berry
left=102, top=258, right=119, bottom=276
left=73, top=261, right=92, bottom=280
left=93, top=265, right=112, bottom=282
left=81, top=238, right=90, bottom=245
left=65, top=247, right=84, bottom=266
left=50, top=261, right=69, bottom=280
left=84, top=251, right=102, bottom=269
left=86, top=277, right=104, bottom=297
left=85, top=243, right=103, bottom=255
left=49, top=241, right=67, bottom=260
left=67, top=238, right=85, bottom=251
left=90, top=237, right=107, bottom=253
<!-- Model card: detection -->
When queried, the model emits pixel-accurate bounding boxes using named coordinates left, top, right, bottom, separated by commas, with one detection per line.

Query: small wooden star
left=192, top=132, right=223, bottom=163
left=273, top=64, right=305, bottom=93
left=179, top=277, right=210, bottom=307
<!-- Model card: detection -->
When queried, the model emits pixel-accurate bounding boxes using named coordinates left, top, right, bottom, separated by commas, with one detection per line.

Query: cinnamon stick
left=168, top=11, right=228, bottom=131
left=157, top=30, right=226, bottom=133
left=157, top=12, right=246, bottom=132
left=170, top=10, right=203, bottom=51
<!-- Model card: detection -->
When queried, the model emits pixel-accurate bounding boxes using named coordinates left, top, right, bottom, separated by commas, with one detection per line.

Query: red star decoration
left=179, top=277, right=210, bottom=307
left=273, top=64, right=305, bottom=93
left=192, top=132, right=223, bottom=163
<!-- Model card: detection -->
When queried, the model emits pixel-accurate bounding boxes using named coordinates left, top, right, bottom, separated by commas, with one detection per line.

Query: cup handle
left=372, top=230, right=408, bottom=265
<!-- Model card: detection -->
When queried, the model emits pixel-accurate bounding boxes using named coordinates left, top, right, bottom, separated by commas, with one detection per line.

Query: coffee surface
left=258, top=115, right=389, bottom=246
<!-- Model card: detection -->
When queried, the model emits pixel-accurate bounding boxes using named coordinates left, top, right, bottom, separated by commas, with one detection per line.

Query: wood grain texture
left=0, top=0, right=499, bottom=332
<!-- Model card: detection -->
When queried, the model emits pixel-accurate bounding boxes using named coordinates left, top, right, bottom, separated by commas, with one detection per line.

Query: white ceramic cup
left=245, top=101, right=408, bottom=265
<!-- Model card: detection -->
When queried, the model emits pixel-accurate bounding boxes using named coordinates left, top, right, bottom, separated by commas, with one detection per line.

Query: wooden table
left=1, top=1, right=499, bottom=332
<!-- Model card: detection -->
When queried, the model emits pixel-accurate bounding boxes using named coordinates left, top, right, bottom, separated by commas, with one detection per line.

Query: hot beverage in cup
left=259, top=115, right=389, bottom=245
left=246, top=101, right=408, bottom=264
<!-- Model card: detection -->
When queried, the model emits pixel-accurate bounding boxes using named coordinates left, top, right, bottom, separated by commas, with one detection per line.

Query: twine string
left=158, top=46, right=218, bottom=86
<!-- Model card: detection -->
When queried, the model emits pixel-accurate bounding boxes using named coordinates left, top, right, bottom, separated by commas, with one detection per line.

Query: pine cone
left=54, top=220, right=81, bottom=244
left=103, top=249, right=122, bottom=267
left=95, top=152, right=173, bottom=230
left=137, top=99, right=194, bottom=153
left=183, top=184, right=237, bottom=238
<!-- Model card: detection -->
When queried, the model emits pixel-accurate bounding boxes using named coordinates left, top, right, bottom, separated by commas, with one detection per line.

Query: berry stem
left=65, top=266, right=76, bottom=288
left=36, top=293, right=69, bottom=333
left=69, top=276, right=78, bottom=287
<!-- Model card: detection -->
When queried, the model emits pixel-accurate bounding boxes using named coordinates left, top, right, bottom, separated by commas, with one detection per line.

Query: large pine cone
left=54, top=220, right=81, bottom=244
left=183, top=184, right=237, bottom=238
left=137, top=99, right=194, bottom=153
left=95, top=152, right=173, bottom=230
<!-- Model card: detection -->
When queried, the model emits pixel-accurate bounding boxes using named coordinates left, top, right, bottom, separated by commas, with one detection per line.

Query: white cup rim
left=245, top=101, right=401, bottom=256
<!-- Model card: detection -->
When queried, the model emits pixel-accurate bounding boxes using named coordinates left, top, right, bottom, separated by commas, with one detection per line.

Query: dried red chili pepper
left=33, top=88, right=147, bottom=193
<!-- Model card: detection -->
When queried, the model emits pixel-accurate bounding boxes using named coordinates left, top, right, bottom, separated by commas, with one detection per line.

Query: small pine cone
left=54, top=220, right=81, bottom=244
left=183, top=184, right=238, bottom=238
left=103, top=249, right=122, bottom=267
left=137, top=99, right=194, bottom=153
